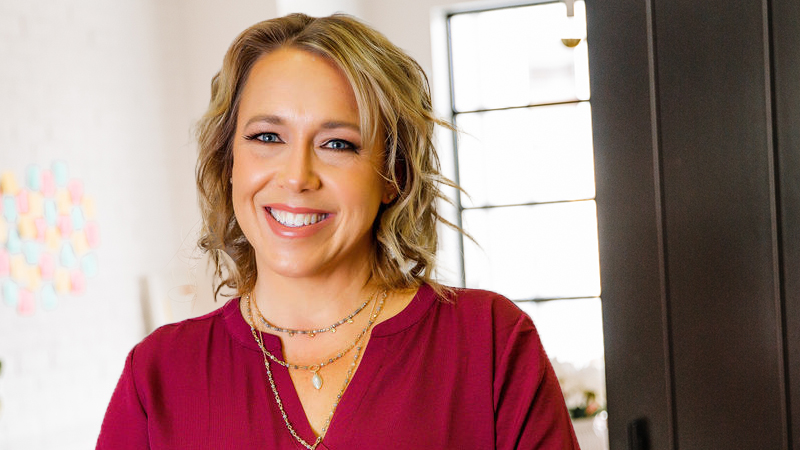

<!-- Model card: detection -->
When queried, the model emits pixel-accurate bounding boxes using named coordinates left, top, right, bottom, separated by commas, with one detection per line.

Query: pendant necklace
left=246, top=290, right=385, bottom=390
left=244, top=293, right=384, bottom=450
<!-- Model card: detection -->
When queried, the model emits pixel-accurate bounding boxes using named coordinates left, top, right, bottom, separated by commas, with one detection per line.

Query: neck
left=250, top=266, right=377, bottom=331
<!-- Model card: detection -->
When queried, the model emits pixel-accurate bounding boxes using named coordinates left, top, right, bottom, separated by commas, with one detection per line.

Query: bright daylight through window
left=444, top=1, right=608, bottom=447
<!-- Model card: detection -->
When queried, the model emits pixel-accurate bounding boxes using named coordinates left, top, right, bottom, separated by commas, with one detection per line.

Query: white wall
left=0, top=2, right=172, bottom=448
left=0, top=1, right=275, bottom=448
left=0, top=1, right=512, bottom=448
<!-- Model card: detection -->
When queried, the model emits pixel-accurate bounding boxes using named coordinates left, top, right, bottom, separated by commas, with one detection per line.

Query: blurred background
left=0, top=0, right=607, bottom=448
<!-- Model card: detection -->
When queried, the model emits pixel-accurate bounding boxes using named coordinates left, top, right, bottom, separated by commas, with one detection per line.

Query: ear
left=381, top=182, right=398, bottom=204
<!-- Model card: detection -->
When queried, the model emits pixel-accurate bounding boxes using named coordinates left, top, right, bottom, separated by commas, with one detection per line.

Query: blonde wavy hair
left=196, top=13, right=459, bottom=298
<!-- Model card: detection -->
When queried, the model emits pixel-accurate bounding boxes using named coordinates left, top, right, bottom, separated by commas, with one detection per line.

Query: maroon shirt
left=97, top=285, right=580, bottom=449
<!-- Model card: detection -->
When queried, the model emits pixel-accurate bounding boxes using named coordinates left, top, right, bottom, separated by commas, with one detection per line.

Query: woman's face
left=231, top=48, right=392, bottom=281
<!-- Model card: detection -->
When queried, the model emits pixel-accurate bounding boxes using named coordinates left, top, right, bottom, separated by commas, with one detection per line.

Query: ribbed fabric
left=96, top=284, right=580, bottom=449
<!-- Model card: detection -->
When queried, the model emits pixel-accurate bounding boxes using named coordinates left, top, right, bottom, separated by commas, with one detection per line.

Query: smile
left=268, top=208, right=329, bottom=228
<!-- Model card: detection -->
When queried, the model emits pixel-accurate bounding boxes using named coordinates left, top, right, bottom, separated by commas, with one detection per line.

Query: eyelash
left=322, top=139, right=359, bottom=152
left=244, top=132, right=282, bottom=144
left=243, top=133, right=359, bottom=152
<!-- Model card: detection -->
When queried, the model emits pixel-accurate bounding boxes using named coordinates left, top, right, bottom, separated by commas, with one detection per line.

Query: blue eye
left=323, top=139, right=357, bottom=151
left=245, top=132, right=282, bottom=143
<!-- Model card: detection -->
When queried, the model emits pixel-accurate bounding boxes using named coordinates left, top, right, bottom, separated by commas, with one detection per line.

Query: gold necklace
left=247, top=291, right=385, bottom=390
left=245, top=294, right=383, bottom=450
left=252, top=329, right=361, bottom=450
left=247, top=291, right=371, bottom=337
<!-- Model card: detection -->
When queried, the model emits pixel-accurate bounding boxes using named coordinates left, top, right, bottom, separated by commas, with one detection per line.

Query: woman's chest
left=142, top=335, right=496, bottom=449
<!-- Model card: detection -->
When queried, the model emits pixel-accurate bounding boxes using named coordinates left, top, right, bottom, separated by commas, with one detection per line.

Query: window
left=436, top=1, right=608, bottom=446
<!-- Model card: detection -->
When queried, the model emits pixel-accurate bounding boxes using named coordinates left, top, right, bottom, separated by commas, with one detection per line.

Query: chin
left=261, top=257, right=325, bottom=280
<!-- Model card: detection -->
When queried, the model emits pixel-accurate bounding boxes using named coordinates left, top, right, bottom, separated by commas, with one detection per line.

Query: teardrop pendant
left=312, top=371, right=323, bottom=390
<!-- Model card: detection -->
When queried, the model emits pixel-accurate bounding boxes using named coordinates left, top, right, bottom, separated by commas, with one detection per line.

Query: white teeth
left=269, top=209, right=327, bottom=227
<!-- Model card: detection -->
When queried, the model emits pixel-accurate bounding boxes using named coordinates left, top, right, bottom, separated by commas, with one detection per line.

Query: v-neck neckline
left=263, top=326, right=386, bottom=447
left=222, top=284, right=437, bottom=447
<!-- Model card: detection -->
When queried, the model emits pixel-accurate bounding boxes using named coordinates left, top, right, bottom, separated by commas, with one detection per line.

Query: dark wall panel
left=772, top=0, right=800, bottom=446
left=587, top=0, right=672, bottom=448
left=589, top=0, right=796, bottom=448
left=655, top=1, right=785, bottom=449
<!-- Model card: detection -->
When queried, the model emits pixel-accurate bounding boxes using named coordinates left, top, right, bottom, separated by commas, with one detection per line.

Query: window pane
left=449, top=1, right=589, bottom=112
left=462, top=201, right=600, bottom=300
left=515, top=298, right=606, bottom=409
left=456, top=102, right=595, bottom=207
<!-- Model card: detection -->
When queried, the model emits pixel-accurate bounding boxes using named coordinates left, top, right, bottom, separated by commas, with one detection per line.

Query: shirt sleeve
left=493, top=304, right=581, bottom=450
left=96, top=346, right=150, bottom=450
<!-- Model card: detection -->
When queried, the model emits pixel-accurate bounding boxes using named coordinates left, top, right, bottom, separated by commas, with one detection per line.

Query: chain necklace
left=247, top=291, right=372, bottom=337
left=245, top=295, right=382, bottom=450
left=246, top=291, right=385, bottom=390
left=252, top=328, right=361, bottom=450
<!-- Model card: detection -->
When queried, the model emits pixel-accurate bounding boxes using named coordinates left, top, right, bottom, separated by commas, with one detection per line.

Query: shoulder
left=440, top=286, right=543, bottom=361
left=123, top=300, right=241, bottom=405
left=414, top=286, right=538, bottom=355
left=131, top=299, right=234, bottom=365
left=441, top=286, right=532, bottom=331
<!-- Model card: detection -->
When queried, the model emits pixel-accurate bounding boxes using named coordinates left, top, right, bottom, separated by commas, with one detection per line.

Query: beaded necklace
left=249, top=291, right=385, bottom=390
left=247, top=291, right=371, bottom=337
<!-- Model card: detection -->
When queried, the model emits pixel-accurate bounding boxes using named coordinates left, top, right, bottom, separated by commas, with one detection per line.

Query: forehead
left=236, top=47, right=360, bottom=126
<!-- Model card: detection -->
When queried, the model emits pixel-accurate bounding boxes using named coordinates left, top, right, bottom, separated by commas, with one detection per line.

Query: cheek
left=231, top=148, right=250, bottom=183
left=230, top=183, right=248, bottom=228
left=230, top=151, right=264, bottom=220
left=231, top=151, right=268, bottom=194
left=350, top=174, right=388, bottom=220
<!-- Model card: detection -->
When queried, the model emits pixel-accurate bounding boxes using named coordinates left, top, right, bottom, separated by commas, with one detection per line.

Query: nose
left=276, top=142, right=321, bottom=192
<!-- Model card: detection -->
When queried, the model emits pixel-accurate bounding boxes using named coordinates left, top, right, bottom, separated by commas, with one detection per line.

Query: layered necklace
left=246, top=290, right=384, bottom=390
left=244, top=291, right=385, bottom=450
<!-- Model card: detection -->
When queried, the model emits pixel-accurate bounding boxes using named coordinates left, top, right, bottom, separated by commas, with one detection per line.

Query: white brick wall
left=0, top=0, right=280, bottom=446
left=0, top=1, right=328, bottom=447
left=0, top=0, right=171, bottom=447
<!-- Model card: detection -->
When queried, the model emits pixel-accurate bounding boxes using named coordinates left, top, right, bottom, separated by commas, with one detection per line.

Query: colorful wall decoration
left=0, top=162, right=100, bottom=316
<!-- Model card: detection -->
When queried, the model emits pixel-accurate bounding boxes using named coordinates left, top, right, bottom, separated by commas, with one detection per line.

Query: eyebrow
left=321, top=120, right=361, bottom=132
left=244, top=115, right=361, bottom=132
left=245, top=115, right=284, bottom=127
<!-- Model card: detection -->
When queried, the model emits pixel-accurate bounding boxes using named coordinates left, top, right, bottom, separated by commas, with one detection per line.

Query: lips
left=263, top=205, right=332, bottom=238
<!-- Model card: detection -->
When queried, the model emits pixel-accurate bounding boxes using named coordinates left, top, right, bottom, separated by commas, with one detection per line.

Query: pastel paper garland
left=0, top=162, right=100, bottom=315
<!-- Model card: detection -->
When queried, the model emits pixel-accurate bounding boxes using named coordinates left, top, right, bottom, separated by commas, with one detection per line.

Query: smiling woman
left=96, top=13, right=579, bottom=450
left=231, top=48, right=391, bottom=282
left=195, top=14, right=450, bottom=302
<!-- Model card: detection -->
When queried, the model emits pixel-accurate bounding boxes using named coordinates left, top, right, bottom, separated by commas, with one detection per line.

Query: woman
left=97, top=13, right=579, bottom=449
